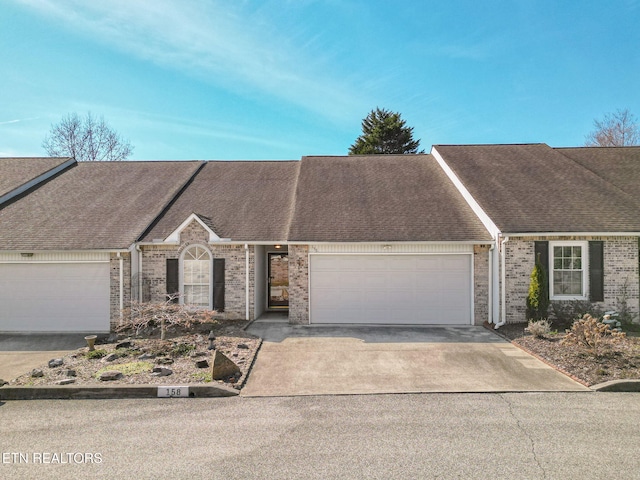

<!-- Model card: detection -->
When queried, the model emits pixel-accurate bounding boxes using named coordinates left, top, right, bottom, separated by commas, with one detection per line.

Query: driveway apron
left=0, top=334, right=86, bottom=381
left=241, top=322, right=589, bottom=396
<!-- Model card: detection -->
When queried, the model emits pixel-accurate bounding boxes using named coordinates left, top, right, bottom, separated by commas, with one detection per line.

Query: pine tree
left=349, top=108, right=424, bottom=155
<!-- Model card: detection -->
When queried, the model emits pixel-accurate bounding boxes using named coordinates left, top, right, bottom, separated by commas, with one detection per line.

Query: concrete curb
left=590, top=380, right=640, bottom=392
left=0, top=384, right=238, bottom=400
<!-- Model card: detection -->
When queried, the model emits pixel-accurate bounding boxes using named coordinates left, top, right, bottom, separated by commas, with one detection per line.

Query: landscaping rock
left=156, top=357, right=174, bottom=365
left=99, top=371, right=123, bottom=381
left=31, top=369, right=44, bottom=378
left=138, top=353, right=156, bottom=361
left=0, top=379, right=8, bottom=387
left=237, top=343, right=249, bottom=349
left=190, top=351, right=207, bottom=358
left=56, top=378, right=76, bottom=385
left=101, top=353, right=119, bottom=363
left=115, top=341, right=132, bottom=349
left=48, top=358, right=63, bottom=368
left=195, top=359, right=210, bottom=369
left=107, top=333, right=119, bottom=343
left=64, top=369, right=77, bottom=377
left=151, top=367, right=173, bottom=377
left=211, top=350, right=240, bottom=380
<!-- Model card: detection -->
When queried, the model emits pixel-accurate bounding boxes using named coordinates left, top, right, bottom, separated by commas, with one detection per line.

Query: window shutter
left=589, top=241, right=604, bottom=302
left=534, top=241, right=548, bottom=274
left=213, top=258, right=225, bottom=312
left=166, top=259, right=179, bottom=303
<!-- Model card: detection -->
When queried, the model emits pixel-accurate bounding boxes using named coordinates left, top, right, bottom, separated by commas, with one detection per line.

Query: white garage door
left=310, top=254, right=472, bottom=325
left=0, top=263, right=110, bottom=332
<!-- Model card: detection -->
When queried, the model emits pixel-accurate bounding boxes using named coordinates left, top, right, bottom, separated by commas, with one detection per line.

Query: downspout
left=245, top=244, right=250, bottom=321
left=117, top=252, right=124, bottom=322
left=488, top=243, right=494, bottom=324
left=496, top=235, right=509, bottom=328
left=136, top=245, right=142, bottom=302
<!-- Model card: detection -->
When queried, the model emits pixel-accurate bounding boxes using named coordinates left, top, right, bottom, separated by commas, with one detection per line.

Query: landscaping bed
left=496, top=323, right=640, bottom=386
left=8, top=320, right=260, bottom=390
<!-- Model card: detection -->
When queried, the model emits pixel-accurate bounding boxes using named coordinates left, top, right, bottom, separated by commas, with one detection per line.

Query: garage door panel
left=310, top=254, right=472, bottom=325
left=0, top=263, right=110, bottom=332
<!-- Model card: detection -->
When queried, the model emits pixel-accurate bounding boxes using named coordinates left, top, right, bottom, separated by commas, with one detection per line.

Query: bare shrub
left=119, top=295, right=217, bottom=340
left=525, top=319, right=551, bottom=338
left=561, top=313, right=626, bottom=355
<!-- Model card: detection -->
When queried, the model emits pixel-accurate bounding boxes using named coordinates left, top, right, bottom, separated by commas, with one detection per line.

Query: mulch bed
left=495, top=323, right=640, bottom=386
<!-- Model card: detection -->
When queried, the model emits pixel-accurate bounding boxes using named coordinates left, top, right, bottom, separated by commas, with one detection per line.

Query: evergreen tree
left=526, top=253, right=550, bottom=321
left=349, top=107, right=424, bottom=155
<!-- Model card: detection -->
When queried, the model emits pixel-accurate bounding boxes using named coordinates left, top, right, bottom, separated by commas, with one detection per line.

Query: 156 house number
left=157, top=386, right=189, bottom=398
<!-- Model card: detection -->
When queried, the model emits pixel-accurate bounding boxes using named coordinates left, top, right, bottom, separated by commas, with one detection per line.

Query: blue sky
left=1, top=0, right=639, bottom=160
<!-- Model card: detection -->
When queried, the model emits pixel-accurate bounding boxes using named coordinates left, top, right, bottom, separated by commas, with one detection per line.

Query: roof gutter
left=501, top=232, right=640, bottom=237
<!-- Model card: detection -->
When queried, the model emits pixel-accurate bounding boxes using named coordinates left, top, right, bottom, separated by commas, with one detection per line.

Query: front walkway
left=242, top=320, right=589, bottom=396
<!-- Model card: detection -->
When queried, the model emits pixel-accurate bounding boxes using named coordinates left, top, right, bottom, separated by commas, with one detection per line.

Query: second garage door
left=309, top=254, right=472, bottom=325
left=0, top=262, right=111, bottom=333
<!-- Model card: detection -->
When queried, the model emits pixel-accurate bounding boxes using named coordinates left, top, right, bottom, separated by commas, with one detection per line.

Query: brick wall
left=503, top=236, right=639, bottom=323
left=109, top=252, right=131, bottom=330
left=473, top=245, right=489, bottom=325
left=139, top=220, right=255, bottom=322
left=288, top=245, right=309, bottom=324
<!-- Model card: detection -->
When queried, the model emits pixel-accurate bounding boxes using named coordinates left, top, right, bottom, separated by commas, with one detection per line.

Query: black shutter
left=166, top=259, right=179, bottom=303
left=534, top=241, right=549, bottom=274
left=213, top=258, right=225, bottom=312
left=589, top=241, right=604, bottom=302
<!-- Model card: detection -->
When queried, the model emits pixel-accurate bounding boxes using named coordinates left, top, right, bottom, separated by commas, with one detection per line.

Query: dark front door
left=268, top=252, right=289, bottom=309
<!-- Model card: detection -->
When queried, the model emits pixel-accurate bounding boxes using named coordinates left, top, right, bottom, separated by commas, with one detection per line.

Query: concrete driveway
left=0, top=334, right=87, bottom=381
left=242, top=321, right=589, bottom=396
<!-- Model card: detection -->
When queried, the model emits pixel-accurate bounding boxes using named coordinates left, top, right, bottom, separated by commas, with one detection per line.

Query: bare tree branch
left=42, top=112, right=134, bottom=161
left=585, top=109, right=640, bottom=147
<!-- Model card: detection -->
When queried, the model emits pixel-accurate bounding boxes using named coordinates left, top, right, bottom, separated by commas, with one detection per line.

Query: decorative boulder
left=101, top=353, right=119, bottom=363
left=195, top=359, right=209, bottom=369
left=99, top=371, right=123, bottom=381
left=151, top=367, right=173, bottom=377
left=31, top=369, right=44, bottom=378
left=48, top=358, right=63, bottom=368
left=211, top=350, right=241, bottom=380
left=56, top=378, right=76, bottom=385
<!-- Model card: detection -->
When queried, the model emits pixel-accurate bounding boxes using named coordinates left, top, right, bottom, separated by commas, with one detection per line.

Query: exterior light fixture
left=20, top=252, right=34, bottom=257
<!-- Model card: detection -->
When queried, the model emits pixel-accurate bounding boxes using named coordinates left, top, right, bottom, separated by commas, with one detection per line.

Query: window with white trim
left=182, top=245, right=211, bottom=307
left=549, top=241, right=588, bottom=300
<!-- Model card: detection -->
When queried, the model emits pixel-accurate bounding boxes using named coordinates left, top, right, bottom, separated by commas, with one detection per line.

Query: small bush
left=86, top=349, right=107, bottom=359
left=525, top=319, right=551, bottom=338
left=171, top=343, right=195, bottom=357
left=551, top=300, right=604, bottom=327
left=561, top=314, right=625, bottom=354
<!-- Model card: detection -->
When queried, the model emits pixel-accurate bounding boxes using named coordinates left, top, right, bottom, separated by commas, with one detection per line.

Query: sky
left=1, top=0, right=639, bottom=160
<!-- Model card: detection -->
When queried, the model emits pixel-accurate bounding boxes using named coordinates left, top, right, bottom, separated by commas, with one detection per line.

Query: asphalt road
left=1, top=392, right=639, bottom=479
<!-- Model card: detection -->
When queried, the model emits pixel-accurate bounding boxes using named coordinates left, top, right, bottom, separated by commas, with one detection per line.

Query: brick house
left=1, top=145, right=638, bottom=332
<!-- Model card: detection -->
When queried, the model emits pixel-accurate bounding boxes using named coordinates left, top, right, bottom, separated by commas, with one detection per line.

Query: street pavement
left=1, top=392, right=639, bottom=479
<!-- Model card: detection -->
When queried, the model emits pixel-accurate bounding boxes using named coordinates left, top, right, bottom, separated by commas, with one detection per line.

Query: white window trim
left=179, top=244, right=213, bottom=309
left=548, top=240, right=589, bottom=301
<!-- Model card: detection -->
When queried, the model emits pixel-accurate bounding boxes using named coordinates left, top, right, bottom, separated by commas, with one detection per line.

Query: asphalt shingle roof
left=0, top=161, right=202, bottom=250
left=142, top=161, right=300, bottom=242
left=0, top=157, right=71, bottom=198
left=287, top=154, right=492, bottom=242
left=434, top=144, right=640, bottom=233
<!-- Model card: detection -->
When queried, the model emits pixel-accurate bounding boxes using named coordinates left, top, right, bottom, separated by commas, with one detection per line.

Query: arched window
left=181, top=245, right=211, bottom=308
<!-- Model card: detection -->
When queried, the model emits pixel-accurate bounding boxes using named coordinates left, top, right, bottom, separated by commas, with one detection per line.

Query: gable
left=164, top=213, right=222, bottom=243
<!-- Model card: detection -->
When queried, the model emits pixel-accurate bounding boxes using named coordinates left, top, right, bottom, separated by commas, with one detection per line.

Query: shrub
left=119, top=295, right=217, bottom=340
left=551, top=300, right=604, bottom=327
left=561, top=313, right=625, bottom=354
left=525, top=319, right=551, bottom=338
left=171, top=343, right=196, bottom=357
left=526, top=254, right=549, bottom=321
left=86, top=349, right=107, bottom=359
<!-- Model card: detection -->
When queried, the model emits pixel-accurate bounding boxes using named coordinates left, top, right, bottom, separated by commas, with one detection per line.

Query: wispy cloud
left=14, top=0, right=366, bottom=123
left=0, top=117, right=39, bottom=126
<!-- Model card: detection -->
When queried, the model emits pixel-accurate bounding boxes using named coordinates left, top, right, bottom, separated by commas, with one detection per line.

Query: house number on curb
left=157, top=386, right=189, bottom=398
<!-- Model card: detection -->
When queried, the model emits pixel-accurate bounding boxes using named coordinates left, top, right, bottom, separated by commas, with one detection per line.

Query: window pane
left=573, top=258, right=582, bottom=269
left=573, top=247, right=582, bottom=258
left=563, top=259, right=572, bottom=269
left=554, top=258, right=562, bottom=269
left=554, top=246, right=562, bottom=258
left=562, top=246, right=571, bottom=257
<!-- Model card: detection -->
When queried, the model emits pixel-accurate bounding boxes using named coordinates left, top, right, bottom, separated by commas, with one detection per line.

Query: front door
left=268, top=252, right=289, bottom=309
